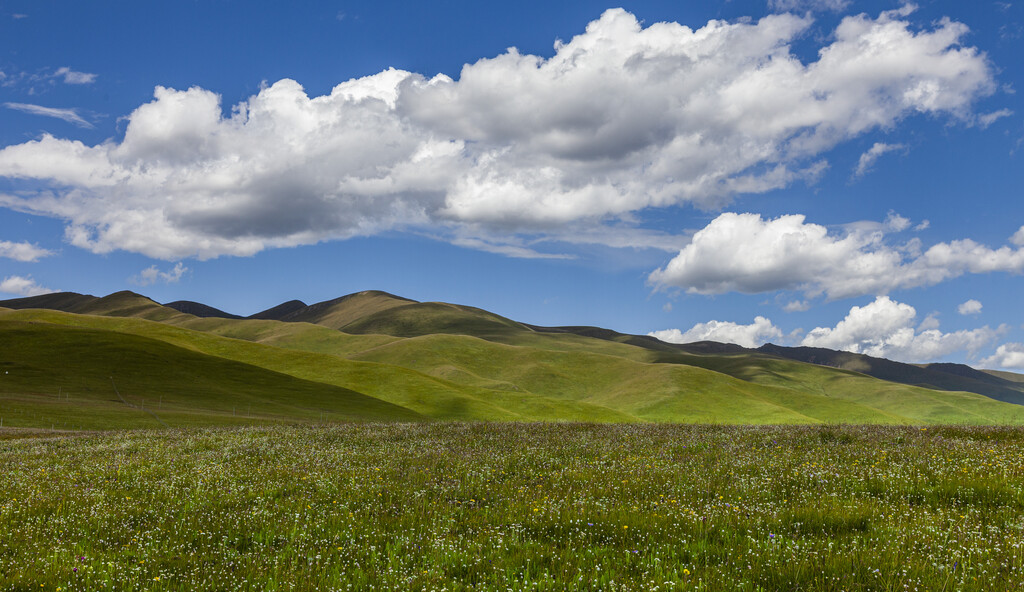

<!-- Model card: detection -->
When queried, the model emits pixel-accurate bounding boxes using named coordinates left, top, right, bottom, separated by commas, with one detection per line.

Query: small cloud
left=336, top=11, right=347, bottom=21
left=0, top=66, right=96, bottom=92
left=958, top=299, right=983, bottom=315
left=0, top=275, right=55, bottom=297
left=662, top=302, right=673, bottom=312
left=1000, top=23, right=1023, bottom=41
left=768, top=0, right=851, bottom=12
left=3, top=102, right=93, bottom=128
left=450, top=237, right=574, bottom=260
left=885, top=211, right=911, bottom=232
left=12, top=13, right=28, bottom=19
left=978, top=109, right=1013, bottom=128
left=853, top=143, right=906, bottom=179
left=913, top=220, right=930, bottom=231
left=783, top=300, right=810, bottom=312
left=131, top=262, right=188, bottom=286
left=54, top=67, right=97, bottom=85
left=0, top=240, right=53, bottom=262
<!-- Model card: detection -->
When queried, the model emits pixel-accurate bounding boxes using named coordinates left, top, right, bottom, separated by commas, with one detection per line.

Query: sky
left=1, top=0, right=1023, bottom=368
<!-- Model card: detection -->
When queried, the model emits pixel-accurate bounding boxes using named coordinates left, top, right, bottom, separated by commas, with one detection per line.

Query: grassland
left=0, top=316, right=423, bottom=430
left=5, top=301, right=1024, bottom=428
left=2, top=423, right=1024, bottom=591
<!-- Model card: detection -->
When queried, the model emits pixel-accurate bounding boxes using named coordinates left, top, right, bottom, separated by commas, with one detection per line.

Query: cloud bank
left=649, top=213, right=1024, bottom=300
left=649, top=316, right=783, bottom=348
left=652, top=296, right=1005, bottom=362
left=801, top=296, right=1003, bottom=362
left=982, top=344, right=1024, bottom=369
left=0, top=7, right=995, bottom=259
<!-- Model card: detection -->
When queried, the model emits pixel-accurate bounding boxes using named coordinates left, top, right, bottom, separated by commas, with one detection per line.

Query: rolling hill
left=3, top=289, right=1024, bottom=430
left=0, top=317, right=422, bottom=430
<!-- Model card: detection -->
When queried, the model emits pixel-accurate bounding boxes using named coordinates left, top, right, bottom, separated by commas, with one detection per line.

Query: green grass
left=340, top=300, right=532, bottom=338
left=2, top=423, right=1023, bottom=591
left=0, top=309, right=634, bottom=424
left=0, top=319, right=422, bottom=430
left=348, top=333, right=1024, bottom=424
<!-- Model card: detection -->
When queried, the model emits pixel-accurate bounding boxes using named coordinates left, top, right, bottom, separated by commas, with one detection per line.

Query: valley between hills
left=3, top=289, right=1024, bottom=431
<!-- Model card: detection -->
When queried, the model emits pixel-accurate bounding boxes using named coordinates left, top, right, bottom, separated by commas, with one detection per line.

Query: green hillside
left=271, top=290, right=417, bottom=329
left=347, top=333, right=1024, bottom=425
left=0, top=318, right=422, bottom=430
left=340, top=300, right=532, bottom=338
left=524, top=323, right=1024, bottom=406
left=4, top=290, right=1024, bottom=430
left=754, top=344, right=1024, bottom=405
left=0, top=308, right=635, bottom=423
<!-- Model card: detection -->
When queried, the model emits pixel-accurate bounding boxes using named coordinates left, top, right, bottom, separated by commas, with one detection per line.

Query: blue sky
left=1, top=0, right=1023, bottom=368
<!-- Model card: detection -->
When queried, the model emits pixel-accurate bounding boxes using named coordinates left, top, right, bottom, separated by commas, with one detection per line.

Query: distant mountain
left=756, top=344, right=1024, bottom=406
left=248, top=300, right=308, bottom=320
left=261, top=291, right=416, bottom=329
left=165, top=300, right=242, bottom=319
left=984, top=369, right=1024, bottom=384
left=527, top=324, right=1024, bottom=406
left=242, top=291, right=528, bottom=338
left=0, top=291, right=96, bottom=312
left=341, top=300, right=530, bottom=338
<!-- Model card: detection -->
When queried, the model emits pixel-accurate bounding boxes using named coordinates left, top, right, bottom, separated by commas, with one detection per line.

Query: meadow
left=3, top=423, right=1024, bottom=591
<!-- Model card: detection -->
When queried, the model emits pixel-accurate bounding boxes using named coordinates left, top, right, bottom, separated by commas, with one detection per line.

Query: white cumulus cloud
left=0, top=240, right=53, bottom=262
left=0, top=7, right=997, bottom=259
left=982, top=344, right=1024, bottom=369
left=0, top=275, right=55, bottom=297
left=649, top=316, right=783, bottom=348
left=801, top=296, right=1003, bottom=362
left=649, top=213, right=1024, bottom=300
